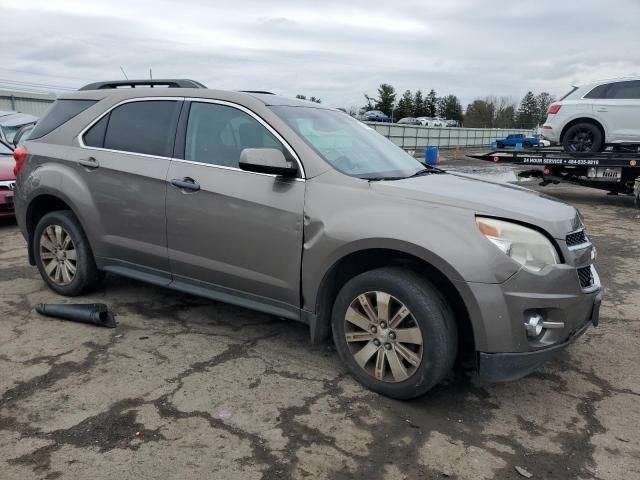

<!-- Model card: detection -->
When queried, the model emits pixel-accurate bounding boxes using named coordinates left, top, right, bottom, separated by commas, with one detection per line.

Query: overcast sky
left=1, top=0, right=639, bottom=109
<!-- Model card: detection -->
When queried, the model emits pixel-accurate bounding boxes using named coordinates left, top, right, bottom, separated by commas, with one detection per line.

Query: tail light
left=13, top=146, right=27, bottom=176
left=548, top=104, right=561, bottom=114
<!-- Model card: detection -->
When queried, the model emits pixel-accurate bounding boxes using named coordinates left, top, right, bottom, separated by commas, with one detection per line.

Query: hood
left=371, top=172, right=581, bottom=239
left=0, top=154, right=14, bottom=181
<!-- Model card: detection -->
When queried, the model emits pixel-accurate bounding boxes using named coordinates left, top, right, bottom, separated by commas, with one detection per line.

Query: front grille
left=566, top=229, right=587, bottom=247
left=577, top=266, right=594, bottom=289
left=0, top=180, right=16, bottom=191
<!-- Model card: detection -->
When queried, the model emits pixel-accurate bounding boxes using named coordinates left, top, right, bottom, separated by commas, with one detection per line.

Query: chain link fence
left=365, top=122, right=535, bottom=149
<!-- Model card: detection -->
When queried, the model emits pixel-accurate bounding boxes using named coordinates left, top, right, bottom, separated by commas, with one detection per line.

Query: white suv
left=543, top=77, right=640, bottom=152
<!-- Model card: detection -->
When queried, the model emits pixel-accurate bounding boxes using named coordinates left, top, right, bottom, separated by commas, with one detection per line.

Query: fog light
left=524, top=313, right=544, bottom=337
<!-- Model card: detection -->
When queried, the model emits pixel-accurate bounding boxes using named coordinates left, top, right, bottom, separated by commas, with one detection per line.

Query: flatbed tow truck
left=468, top=147, right=640, bottom=205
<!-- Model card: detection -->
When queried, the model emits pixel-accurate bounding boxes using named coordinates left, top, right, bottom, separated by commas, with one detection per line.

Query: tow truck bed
left=467, top=148, right=640, bottom=200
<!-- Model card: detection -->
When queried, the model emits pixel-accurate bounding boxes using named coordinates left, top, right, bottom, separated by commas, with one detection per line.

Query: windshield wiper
left=408, top=166, right=445, bottom=177
left=366, top=166, right=445, bottom=182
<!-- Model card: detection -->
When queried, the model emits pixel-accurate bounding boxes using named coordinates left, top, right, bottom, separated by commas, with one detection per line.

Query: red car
left=0, top=140, right=15, bottom=218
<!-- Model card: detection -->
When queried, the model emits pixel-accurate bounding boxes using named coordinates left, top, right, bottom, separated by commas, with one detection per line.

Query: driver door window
left=185, top=103, right=284, bottom=168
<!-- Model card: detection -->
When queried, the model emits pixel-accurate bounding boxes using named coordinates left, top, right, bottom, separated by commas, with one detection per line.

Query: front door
left=165, top=101, right=305, bottom=312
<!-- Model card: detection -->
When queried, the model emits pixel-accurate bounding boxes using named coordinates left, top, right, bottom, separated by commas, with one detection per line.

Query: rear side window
left=29, top=99, right=97, bottom=139
left=87, top=100, right=180, bottom=157
left=606, top=80, right=640, bottom=99
left=584, top=84, right=611, bottom=99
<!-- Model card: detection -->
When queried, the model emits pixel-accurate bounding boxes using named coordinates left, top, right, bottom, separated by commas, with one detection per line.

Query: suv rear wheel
left=563, top=122, right=603, bottom=153
left=331, top=267, right=457, bottom=399
left=34, top=210, right=103, bottom=296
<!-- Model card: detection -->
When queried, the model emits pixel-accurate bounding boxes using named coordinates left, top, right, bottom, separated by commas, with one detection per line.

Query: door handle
left=170, top=177, right=200, bottom=192
left=78, top=157, right=99, bottom=169
left=596, top=108, right=608, bottom=112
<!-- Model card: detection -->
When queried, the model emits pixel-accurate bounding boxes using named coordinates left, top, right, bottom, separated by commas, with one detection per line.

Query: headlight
left=476, top=217, right=560, bottom=272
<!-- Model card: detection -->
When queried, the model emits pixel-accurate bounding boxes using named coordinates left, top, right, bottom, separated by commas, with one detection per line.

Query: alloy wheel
left=39, top=225, right=77, bottom=286
left=344, top=291, right=424, bottom=383
left=567, top=128, right=594, bottom=152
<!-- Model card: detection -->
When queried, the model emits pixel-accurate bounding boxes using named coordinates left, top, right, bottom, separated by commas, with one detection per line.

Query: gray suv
left=13, top=79, right=602, bottom=399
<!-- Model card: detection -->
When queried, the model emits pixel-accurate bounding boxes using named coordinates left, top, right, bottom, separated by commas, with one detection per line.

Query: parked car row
left=361, top=111, right=459, bottom=127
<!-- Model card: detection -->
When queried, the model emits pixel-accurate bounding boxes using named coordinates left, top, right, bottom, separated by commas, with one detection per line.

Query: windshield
left=0, top=140, right=12, bottom=155
left=1, top=125, right=21, bottom=143
left=270, top=106, right=424, bottom=179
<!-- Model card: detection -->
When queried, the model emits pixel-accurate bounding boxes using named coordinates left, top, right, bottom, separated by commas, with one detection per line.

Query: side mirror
left=239, top=148, right=298, bottom=177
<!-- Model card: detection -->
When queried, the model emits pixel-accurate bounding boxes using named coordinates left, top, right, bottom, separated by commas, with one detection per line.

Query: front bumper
left=478, top=290, right=602, bottom=382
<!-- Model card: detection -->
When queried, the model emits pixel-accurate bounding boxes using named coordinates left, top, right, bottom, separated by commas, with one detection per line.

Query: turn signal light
left=13, top=146, right=27, bottom=176
left=548, top=104, right=561, bottom=114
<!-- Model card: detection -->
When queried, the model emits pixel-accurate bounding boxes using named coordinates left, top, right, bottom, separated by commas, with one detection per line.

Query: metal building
left=0, top=90, right=55, bottom=117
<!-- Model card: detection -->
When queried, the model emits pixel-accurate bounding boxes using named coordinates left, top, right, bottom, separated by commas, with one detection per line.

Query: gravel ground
left=1, top=167, right=639, bottom=480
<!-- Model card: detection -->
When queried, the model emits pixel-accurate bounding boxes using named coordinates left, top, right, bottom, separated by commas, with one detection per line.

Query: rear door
left=590, top=81, right=640, bottom=142
left=68, top=98, right=182, bottom=282
left=165, top=100, right=305, bottom=312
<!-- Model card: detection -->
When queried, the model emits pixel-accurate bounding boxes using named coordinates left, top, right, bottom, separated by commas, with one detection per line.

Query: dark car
left=397, top=117, right=422, bottom=125
left=361, top=110, right=391, bottom=122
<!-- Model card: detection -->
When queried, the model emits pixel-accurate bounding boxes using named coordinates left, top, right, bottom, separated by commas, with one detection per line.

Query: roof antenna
left=119, top=66, right=129, bottom=80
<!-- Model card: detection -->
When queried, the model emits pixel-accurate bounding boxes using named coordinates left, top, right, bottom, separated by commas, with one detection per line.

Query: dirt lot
left=1, top=178, right=639, bottom=480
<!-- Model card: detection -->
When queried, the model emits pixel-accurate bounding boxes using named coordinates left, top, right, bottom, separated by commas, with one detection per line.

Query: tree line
left=360, top=84, right=556, bottom=129
left=361, top=84, right=463, bottom=123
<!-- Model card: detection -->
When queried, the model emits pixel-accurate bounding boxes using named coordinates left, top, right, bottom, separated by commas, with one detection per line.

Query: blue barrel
left=424, top=146, right=439, bottom=165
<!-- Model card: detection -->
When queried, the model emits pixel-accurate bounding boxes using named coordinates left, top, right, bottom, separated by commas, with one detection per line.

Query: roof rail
left=239, top=90, right=276, bottom=95
left=79, top=79, right=207, bottom=91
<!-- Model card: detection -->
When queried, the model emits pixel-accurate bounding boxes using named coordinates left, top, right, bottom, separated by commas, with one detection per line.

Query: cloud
left=0, top=0, right=638, bottom=108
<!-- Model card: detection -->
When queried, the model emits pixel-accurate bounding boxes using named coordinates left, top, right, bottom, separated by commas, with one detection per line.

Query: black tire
left=33, top=210, right=103, bottom=296
left=523, top=141, right=532, bottom=148
left=496, top=142, right=505, bottom=149
left=562, top=122, right=603, bottom=153
left=331, top=267, right=457, bottom=399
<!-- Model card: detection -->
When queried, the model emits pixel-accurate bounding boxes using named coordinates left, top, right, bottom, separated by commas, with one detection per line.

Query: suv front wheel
left=33, top=210, right=103, bottom=296
left=331, top=267, right=457, bottom=399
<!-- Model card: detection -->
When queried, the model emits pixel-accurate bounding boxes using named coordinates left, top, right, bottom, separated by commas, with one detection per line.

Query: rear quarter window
left=29, top=99, right=97, bottom=139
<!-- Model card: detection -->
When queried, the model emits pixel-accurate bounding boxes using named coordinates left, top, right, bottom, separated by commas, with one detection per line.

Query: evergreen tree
left=396, top=90, right=415, bottom=119
left=464, top=99, right=496, bottom=128
left=516, top=91, right=539, bottom=128
left=374, top=84, right=397, bottom=117
left=437, top=95, right=463, bottom=121
left=425, top=89, right=438, bottom=117
left=413, top=90, right=425, bottom=117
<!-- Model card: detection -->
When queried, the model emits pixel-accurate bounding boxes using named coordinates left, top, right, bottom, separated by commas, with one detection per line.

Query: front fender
left=301, top=171, right=519, bottom=312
